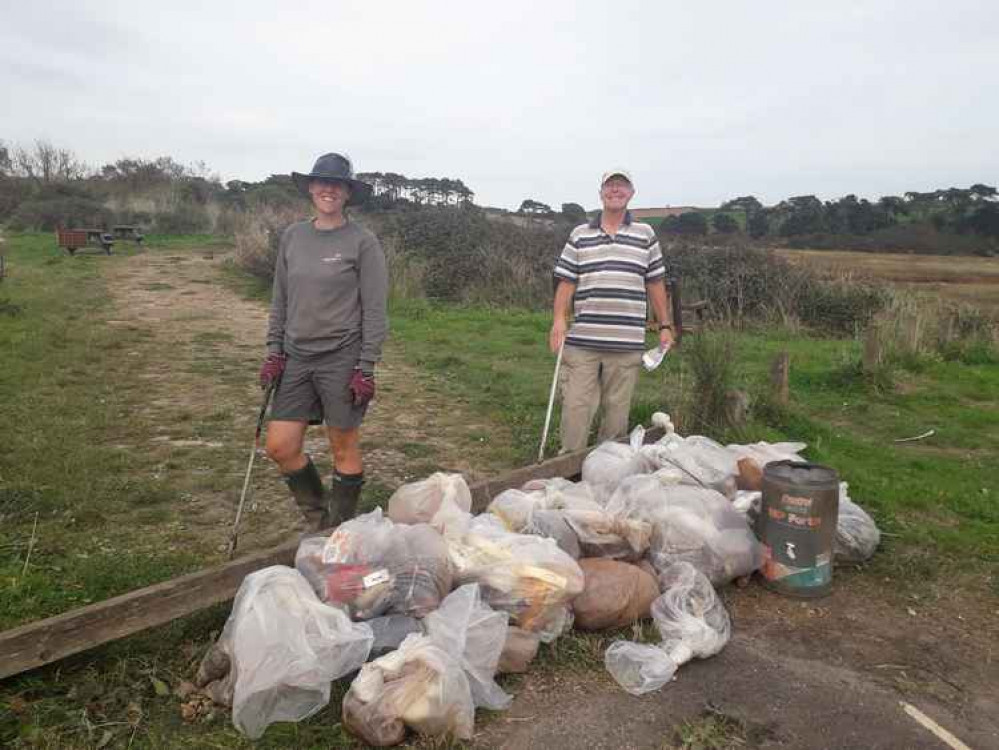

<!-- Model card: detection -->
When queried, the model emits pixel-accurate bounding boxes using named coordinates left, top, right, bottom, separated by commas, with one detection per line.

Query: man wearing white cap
left=550, top=169, right=674, bottom=452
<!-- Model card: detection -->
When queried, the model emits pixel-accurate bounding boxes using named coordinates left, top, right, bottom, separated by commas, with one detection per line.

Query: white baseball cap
left=601, top=168, right=633, bottom=187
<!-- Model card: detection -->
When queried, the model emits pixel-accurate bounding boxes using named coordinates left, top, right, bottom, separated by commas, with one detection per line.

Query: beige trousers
left=559, top=345, right=643, bottom=453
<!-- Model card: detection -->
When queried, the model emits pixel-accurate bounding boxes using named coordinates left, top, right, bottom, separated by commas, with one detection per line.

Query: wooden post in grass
left=770, top=350, right=789, bottom=406
left=863, top=327, right=882, bottom=373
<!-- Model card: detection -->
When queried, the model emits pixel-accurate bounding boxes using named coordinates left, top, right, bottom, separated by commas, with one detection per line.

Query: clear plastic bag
left=488, top=480, right=604, bottom=533
left=343, top=633, right=474, bottom=746
left=296, top=509, right=452, bottom=619
left=725, top=440, right=806, bottom=466
left=836, top=482, right=880, bottom=562
left=607, top=477, right=762, bottom=585
left=605, top=562, right=730, bottom=696
left=581, top=426, right=655, bottom=493
left=525, top=510, right=581, bottom=559
left=447, top=515, right=584, bottom=641
left=651, top=435, right=739, bottom=498
left=367, top=615, right=424, bottom=659
left=424, top=584, right=512, bottom=711
left=199, top=566, right=374, bottom=739
left=520, top=477, right=606, bottom=510
left=562, top=509, right=652, bottom=561
left=388, top=472, right=472, bottom=537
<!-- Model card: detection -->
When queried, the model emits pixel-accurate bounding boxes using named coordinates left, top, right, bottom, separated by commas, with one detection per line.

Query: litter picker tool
left=538, top=340, right=565, bottom=463
left=227, top=380, right=276, bottom=559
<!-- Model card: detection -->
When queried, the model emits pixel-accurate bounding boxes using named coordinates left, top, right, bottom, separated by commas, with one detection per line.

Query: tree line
left=656, top=187, right=999, bottom=244
left=2, top=137, right=996, bottom=249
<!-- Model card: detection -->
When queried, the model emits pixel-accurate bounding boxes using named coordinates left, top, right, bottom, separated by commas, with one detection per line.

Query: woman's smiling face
left=309, top=178, right=351, bottom=216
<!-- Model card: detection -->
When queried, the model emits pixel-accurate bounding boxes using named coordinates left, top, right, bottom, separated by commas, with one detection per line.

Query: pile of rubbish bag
left=195, top=414, right=882, bottom=744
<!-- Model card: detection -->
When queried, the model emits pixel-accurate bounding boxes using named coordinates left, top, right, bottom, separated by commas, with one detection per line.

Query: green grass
left=0, top=233, right=208, bottom=630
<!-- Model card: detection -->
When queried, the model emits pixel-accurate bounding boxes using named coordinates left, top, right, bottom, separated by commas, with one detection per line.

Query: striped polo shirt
left=554, top=210, right=665, bottom=351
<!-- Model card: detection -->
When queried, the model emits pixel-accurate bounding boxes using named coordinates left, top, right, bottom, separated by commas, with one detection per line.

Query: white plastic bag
left=204, top=566, right=374, bottom=739
left=581, top=426, right=653, bottom=493
left=605, top=562, right=730, bottom=696
left=388, top=472, right=472, bottom=536
left=726, top=440, right=807, bottom=466
left=651, top=435, right=739, bottom=498
left=448, top=515, right=584, bottom=641
left=606, top=476, right=762, bottom=585
left=424, top=584, right=512, bottom=711
left=296, top=509, right=452, bottom=619
left=343, top=633, right=474, bottom=746
left=836, top=482, right=880, bottom=562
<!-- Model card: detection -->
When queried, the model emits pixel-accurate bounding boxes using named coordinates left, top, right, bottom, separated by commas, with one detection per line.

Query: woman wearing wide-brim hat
left=259, top=152, right=387, bottom=529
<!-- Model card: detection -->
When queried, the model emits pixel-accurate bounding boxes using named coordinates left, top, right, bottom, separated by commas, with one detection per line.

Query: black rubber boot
left=329, top=471, right=364, bottom=527
left=284, top=458, right=328, bottom=529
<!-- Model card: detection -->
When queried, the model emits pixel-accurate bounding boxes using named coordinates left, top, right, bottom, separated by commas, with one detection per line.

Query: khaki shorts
left=270, top=343, right=368, bottom=429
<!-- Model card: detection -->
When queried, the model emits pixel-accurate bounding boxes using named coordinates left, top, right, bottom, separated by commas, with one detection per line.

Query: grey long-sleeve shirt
left=266, top=219, right=388, bottom=368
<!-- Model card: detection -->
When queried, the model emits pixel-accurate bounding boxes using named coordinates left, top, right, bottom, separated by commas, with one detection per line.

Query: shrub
left=683, top=329, right=739, bottom=435
left=370, top=206, right=567, bottom=307
left=232, top=206, right=301, bottom=285
left=660, top=241, right=887, bottom=334
left=8, top=196, right=112, bottom=231
left=711, top=213, right=739, bottom=234
left=676, top=212, right=708, bottom=236
left=154, top=204, right=211, bottom=234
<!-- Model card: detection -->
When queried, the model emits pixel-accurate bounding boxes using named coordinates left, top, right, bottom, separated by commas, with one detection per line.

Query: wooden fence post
left=770, top=350, right=789, bottom=406
left=863, top=327, right=882, bottom=373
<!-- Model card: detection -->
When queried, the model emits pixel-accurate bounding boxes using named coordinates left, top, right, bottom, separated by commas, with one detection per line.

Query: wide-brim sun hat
left=292, top=152, right=373, bottom=207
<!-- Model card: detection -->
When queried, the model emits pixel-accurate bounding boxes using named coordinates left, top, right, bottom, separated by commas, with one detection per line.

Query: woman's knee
left=265, top=424, right=305, bottom=466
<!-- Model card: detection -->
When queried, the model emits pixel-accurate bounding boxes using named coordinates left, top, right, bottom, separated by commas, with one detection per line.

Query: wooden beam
left=0, top=427, right=666, bottom=680
left=0, top=542, right=299, bottom=681
left=0, top=446, right=609, bottom=680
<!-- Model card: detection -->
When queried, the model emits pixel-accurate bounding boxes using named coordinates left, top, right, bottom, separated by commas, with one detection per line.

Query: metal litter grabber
left=227, top=381, right=276, bottom=559
left=537, top=340, right=565, bottom=463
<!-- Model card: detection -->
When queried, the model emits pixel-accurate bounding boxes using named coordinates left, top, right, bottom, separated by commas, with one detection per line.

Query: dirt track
left=474, top=575, right=999, bottom=749
left=103, top=246, right=515, bottom=558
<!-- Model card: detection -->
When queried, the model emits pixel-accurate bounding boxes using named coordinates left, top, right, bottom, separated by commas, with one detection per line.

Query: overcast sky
left=2, top=1, right=997, bottom=210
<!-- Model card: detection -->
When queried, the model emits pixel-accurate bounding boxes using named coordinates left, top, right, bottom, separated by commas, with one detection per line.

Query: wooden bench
left=56, top=228, right=113, bottom=255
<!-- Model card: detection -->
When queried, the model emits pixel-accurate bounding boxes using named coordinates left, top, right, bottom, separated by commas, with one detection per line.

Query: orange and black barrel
left=756, top=460, right=839, bottom=598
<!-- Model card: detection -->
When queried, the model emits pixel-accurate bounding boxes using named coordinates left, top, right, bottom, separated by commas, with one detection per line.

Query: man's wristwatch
left=658, top=323, right=674, bottom=332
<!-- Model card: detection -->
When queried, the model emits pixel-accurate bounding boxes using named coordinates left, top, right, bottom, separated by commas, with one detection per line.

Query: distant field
left=776, top=248, right=999, bottom=313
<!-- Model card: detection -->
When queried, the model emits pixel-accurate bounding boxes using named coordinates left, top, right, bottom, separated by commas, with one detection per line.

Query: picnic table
left=112, top=225, right=145, bottom=244
left=56, top=228, right=114, bottom=255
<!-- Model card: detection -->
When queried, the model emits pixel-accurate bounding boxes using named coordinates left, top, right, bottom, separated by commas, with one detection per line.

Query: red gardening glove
left=259, top=353, right=286, bottom=389
left=349, top=368, right=375, bottom=406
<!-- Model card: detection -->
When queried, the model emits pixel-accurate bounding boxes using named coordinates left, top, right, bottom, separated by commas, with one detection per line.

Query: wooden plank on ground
left=1, top=439, right=651, bottom=680
left=0, top=541, right=298, bottom=681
